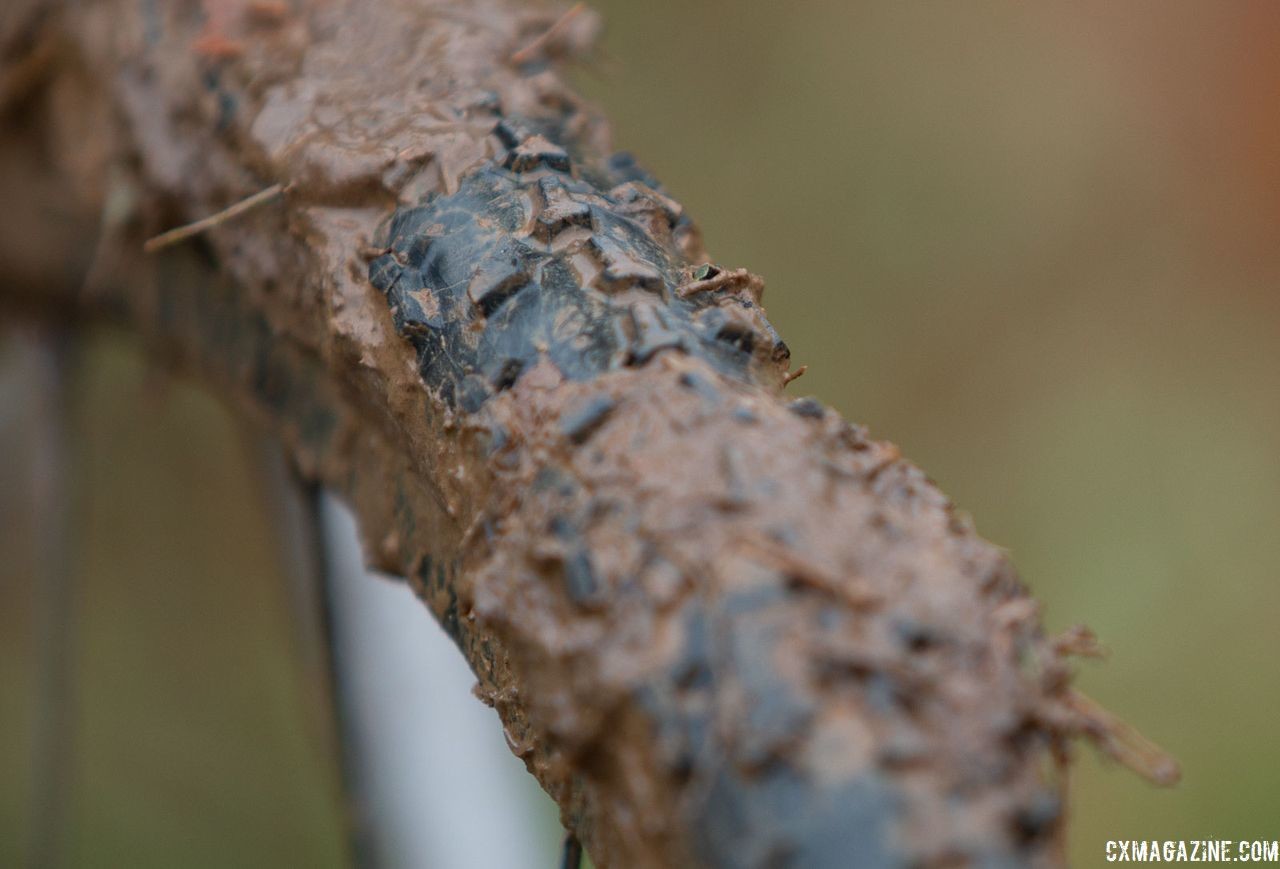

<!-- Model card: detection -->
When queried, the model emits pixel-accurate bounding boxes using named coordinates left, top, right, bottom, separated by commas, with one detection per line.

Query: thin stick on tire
left=142, top=183, right=285, bottom=253
left=0, top=1, right=1176, bottom=866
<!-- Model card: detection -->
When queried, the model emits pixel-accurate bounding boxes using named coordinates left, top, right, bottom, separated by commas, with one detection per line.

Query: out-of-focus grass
left=2, top=1, right=1278, bottom=865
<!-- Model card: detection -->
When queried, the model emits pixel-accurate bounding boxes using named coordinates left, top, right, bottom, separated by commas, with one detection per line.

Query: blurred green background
left=578, top=0, right=1280, bottom=858
left=3, top=1, right=1279, bottom=865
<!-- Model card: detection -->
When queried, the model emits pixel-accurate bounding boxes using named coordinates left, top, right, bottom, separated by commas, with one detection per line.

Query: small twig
left=1065, top=690, right=1180, bottom=786
left=782, top=364, right=808, bottom=386
left=1051, top=624, right=1107, bottom=660
left=143, top=182, right=285, bottom=253
left=675, top=267, right=764, bottom=302
left=737, top=536, right=879, bottom=608
left=511, top=3, right=586, bottom=65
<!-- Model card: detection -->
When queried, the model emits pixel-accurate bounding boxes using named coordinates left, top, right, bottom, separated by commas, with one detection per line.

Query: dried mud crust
left=464, top=358, right=1074, bottom=869
left=369, top=118, right=788, bottom=411
left=359, top=119, right=1068, bottom=868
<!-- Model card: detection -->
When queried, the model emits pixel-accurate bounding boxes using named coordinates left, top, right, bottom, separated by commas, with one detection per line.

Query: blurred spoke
left=254, top=436, right=564, bottom=867
left=23, top=329, right=81, bottom=869
left=560, top=834, right=583, bottom=869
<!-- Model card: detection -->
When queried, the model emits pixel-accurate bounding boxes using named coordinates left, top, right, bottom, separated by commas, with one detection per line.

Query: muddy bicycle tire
left=0, top=1, right=1170, bottom=866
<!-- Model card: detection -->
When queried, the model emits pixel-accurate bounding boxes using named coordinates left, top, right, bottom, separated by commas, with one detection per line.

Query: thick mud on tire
left=1, top=1, right=1172, bottom=865
left=369, top=119, right=789, bottom=411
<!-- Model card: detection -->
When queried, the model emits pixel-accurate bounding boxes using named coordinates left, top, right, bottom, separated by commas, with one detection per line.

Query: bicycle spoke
left=22, top=330, right=81, bottom=869
left=559, top=833, right=583, bottom=869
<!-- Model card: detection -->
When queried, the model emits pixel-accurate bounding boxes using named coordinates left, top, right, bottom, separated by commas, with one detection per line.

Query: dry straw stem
left=142, top=183, right=286, bottom=253
left=511, top=2, right=587, bottom=65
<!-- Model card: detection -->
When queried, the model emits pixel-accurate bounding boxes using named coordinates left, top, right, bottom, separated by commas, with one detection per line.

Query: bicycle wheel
left=0, top=1, right=1175, bottom=865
